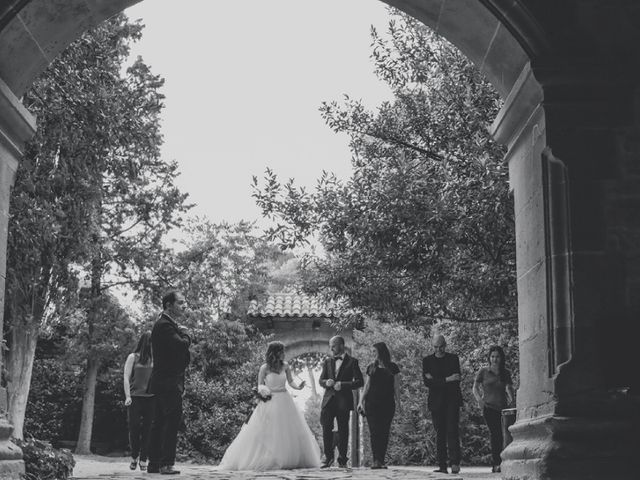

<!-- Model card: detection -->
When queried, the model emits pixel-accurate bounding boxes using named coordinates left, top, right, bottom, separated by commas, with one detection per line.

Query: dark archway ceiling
left=0, top=0, right=531, bottom=99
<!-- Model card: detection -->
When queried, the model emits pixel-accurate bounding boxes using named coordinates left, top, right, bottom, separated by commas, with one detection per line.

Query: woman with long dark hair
left=472, top=345, right=515, bottom=473
left=123, top=331, right=154, bottom=471
left=358, top=342, right=401, bottom=469
left=218, top=341, right=321, bottom=470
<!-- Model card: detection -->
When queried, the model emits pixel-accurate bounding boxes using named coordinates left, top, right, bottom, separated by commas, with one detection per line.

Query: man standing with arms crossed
left=422, top=334, right=463, bottom=474
left=147, top=291, right=191, bottom=475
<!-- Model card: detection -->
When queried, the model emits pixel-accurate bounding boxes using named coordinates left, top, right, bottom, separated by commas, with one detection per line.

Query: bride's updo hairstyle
left=266, top=341, right=285, bottom=373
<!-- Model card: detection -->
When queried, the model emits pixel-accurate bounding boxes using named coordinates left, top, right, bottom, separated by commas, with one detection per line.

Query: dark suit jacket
left=148, top=312, right=191, bottom=394
left=319, top=353, right=364, bottom=411
left=422, top=352, right=463, bottom=411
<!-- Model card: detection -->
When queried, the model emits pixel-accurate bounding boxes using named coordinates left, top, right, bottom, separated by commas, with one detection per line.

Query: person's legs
left=446, top=404, right=461, bottom=468
left=159, top=390, right=182, bottom=468
left=368, top=410, right=393, bottom=465
left=336, top=409, right=350, bottom=465
left=127, top=398, right=143, bottom=460
left=431, top=408, right=448, bottom=469
left=483, top=407, right=503, bottom=467
left=378, top=410, right=394, bottom=465
left=320, top=404, right=336, bottom=461
left=367, top=414, right=382, bottom=464
left=147, top=394, right=166, bottom=472
left=139, top=396, right=155, bottom=463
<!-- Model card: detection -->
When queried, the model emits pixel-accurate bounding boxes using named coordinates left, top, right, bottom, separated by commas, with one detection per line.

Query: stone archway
left=0, top=2, right=639, bottom=479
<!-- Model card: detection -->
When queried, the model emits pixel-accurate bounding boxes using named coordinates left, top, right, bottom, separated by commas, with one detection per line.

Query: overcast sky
left=124, top=0, right=394, bottom=226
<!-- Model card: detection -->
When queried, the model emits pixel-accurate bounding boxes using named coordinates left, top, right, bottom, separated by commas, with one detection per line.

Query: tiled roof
left=247, top=292, right=337, bottom=318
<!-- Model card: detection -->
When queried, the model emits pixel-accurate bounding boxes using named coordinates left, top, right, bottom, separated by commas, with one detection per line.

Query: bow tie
left=334, top=355, right=344, bottom=361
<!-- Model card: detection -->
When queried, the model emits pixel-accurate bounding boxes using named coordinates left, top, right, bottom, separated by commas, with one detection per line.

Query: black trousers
left=483, top=407, right=503, bottom=466
left=431, top=404, right=461, bottom=468
left=127, top=396, right=155, bottom=461
left=320, top=400, right=350, bottom=463
left=366, top=407, right=395, bottom=464
left=148, top=390, right=183, bottom=467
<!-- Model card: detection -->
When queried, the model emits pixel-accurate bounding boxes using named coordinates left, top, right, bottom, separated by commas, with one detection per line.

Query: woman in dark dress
left=358, top=342, right=401, bottom=469
left=123, top=332, right=154, bottom=471
left=472, top=345, right=515, bottom=473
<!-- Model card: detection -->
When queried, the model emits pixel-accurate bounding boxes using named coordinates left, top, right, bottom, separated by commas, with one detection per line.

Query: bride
left=218, top=341, right=321, bottom=470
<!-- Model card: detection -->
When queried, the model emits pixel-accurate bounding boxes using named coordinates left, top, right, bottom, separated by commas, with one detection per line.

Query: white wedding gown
left=218, top=370, right=321, bottom=470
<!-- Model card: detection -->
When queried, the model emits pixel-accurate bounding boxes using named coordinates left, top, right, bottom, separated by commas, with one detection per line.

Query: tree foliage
left=145, top=219, right=287, bottom=324
left=253, top=13, right=515, bottom=325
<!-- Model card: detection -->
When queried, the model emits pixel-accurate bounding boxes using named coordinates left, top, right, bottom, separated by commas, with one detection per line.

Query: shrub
left=24, top=359, right=83, bottom=442
left=177, top=321, right=266, bottom=461
left=179, top=370, right=255, bottom=460
left=26, top=357, right=129, bottom=452
left=14, top=438, right=75, bottom=480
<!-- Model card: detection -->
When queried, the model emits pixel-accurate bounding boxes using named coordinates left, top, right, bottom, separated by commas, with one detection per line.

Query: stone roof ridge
left=247, top=292, right=337, bottom=318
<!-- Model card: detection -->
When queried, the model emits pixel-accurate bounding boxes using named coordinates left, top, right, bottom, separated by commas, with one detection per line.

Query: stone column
left=0, top=77, right=36, bottom=477
left=493, top=63, right=640, bottom=479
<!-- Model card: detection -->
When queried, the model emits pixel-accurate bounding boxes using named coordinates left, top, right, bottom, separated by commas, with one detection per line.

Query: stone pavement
left=71, top=456, right=499, bottom=480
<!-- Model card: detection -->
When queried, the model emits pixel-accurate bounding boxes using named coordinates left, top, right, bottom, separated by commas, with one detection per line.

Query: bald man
left=422, top=334, right=463, bottom=474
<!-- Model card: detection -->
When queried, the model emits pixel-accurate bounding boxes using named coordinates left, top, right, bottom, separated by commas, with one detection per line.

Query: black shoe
left=320, top=458, right=334, bottom=468
left=451, top=464, right=460, bottom=474
left=129, top=458, right=138, bottom=470
left=146, top=463, right=160, bottom=474
left=160, top=465, right=181, bottom=475
left=434, top=467, right=448, bottom=473
left=371, top=460, right=383, bottom=469
left=338, top=462, right=348, bottom=468
left=338, top=458, right=348, bottom=468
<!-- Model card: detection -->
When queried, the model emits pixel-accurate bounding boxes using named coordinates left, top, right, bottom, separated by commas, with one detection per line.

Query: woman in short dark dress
left=358, top=342, right=401, bottom=469
left=472, top=345, right=515, bottom=473
left=123, top=332, right=154, bottom=471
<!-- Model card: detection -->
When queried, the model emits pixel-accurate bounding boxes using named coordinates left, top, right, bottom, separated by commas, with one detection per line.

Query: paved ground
left=71, top=455, right=500, bottom=480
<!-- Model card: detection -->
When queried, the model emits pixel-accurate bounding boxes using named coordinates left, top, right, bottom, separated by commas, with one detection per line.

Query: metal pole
left=350, top=390, right=360, bottom=467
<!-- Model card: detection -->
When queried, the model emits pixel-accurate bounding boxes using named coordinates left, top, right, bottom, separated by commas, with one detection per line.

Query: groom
left=319, top=335, right=363, bottom=468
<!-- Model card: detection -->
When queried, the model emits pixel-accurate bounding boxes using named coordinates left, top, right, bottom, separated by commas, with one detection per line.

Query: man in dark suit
left=319, top=335, right=364, bottom=468
left=422, top=334, right=463, bottom=474
left=147, top=291, right=191, bottom=475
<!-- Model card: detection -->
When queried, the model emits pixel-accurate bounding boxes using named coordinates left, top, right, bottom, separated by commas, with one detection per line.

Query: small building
left=246, top=292, right=353, bottom=359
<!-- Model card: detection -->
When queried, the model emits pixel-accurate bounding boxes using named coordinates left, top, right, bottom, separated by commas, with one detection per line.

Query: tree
left=146, top=219, right=286, bottom=324
left=253, top=12, right=515, bottom=325
left=68, top=295, right=136, bottom=454
left=4, top=13, right=188, bottom=444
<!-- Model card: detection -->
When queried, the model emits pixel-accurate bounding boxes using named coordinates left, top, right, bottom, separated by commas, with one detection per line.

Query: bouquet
left=244, top=385, right=272, bottom=424
left=252, top=384, right=272, bottom=402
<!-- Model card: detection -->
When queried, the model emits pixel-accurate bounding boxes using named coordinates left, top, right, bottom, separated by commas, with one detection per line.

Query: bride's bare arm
left=257, top=364, right=267, bottom=386
left=285, top=363, right=305, bottom=390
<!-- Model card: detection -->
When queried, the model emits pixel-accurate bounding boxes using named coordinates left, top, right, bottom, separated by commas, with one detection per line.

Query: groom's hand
left=326, top=379, right=335, bottom=388
left=334, top=381, right=342, bottom=391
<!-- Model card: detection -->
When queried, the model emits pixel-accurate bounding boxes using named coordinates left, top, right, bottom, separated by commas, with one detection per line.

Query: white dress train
left=218, top=370, right=321, bottom=470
